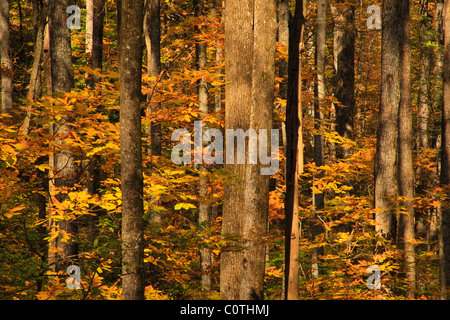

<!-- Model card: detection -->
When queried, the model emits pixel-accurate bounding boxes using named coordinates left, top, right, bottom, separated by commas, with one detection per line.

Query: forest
left=0, top=0, right=449, bottom=301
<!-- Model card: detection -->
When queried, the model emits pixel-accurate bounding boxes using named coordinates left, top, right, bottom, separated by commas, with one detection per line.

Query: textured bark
left=0, top=0, right=13, bottom=114
left=312, top=0, right=326, bottom=279
left=440, top=0, right=450, bottom=300
left=194, top=0, right=212, bottom=294
left=374, top=0, right=401, bottom=240
left=396, top=0, right=415, bottom=298
left=119, top=0, right=145, bottom=300
left=284, top=0, right=306, bottom=300
left=48, top=0, right=77, bottom=271
left=221, top=0, right=276, bottom=300
left=418, top=0, right=432, bottom=150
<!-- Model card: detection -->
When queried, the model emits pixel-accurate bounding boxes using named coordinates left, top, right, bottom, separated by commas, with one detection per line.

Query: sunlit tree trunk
left=396, top=0, right=416, bottom=298
left=119, top=0, right=145, bottom=300
left=221, top=0, right=276, bottom=300
left=48, top=0, right=77, bottom=272
left=0, top=0, right=13, bottom=114
left=375, top=0, right=401, bottom=241
left=193, top=0, right=212, bottom=294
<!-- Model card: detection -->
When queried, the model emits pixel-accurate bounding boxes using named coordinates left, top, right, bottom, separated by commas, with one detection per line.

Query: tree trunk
left=144, top=0, right=162, bottom=157
left=119, top=0, right=145, bottom=300
left=332, top=0, right=355, bottom=159
left=374, top=0, right=402, bottom=241
left=212, top=0, right=223, bottom=113
left=48, top=0, right=77, bottom=272
left=440, top=0, right=450, bottom=300
left=0, top=0, right=13, bottom=114
left=194, top=0, right=212, bottom=294
left=23, top=0, right=48, bottom=135
left=312, top=0, right=326, bottom=280
left=284, top=0, right=306, bottom=300
left=279, top=0, right=289, bottom=158
left=418, top=0, right=432, bottom=151
left=86, top=0, right=105, bottom=87
left=396, top=0, right=415, bottom=298
left=221, top=0, right=276, bottom=300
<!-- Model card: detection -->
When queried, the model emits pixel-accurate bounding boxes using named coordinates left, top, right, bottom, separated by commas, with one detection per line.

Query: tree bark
left=48, top=0, right=77, bottom=271
left=0, top=0, right=13, bottom=114
left=284, top=0, right=306, bottom=300
left=440, top=0, right=450, bottom=300
left=312, top=0, right=326, bottom=280
left=374, top=0, right=401, bottom=241
left=332, top=0, right=355, bottom=159
left=396, top=0, right=415, bottom=298
left=86, top=0, right=105, bottom=87
left=119, top=0, right=145, bottom=300
left=221, top=0, right=276, bottom=300
left=194, top=0, right=212, bottom=294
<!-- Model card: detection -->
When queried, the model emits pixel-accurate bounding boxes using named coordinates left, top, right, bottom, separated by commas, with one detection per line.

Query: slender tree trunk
left=86, top=0, right=105, bottom=87
left=418, top=0, right=432, bottom=151
left=23, top=0, right=48, bottom=135
left=440, top=0, right=450, bottom=300
left=48, top=0, right=77, bottom=272
left=119, top=0, right=145, bottom=300
left=221, top=0, right=276, bottom=300
left=279, top=0, right=289, bottom=158
left=312, top=0, right=326, bottom=280
left=284, top=0, right=306, bottom=300
left=194, top=0, right=212, bottom=294
left=212, top=0, right=223, bottom=114
left=375, top=0, right=401, bottom=241
left=396, top=0, right=415, bottom=298
left=144, top=0, right=162, bottom=157
left=0, top=0, right=13, bottom=114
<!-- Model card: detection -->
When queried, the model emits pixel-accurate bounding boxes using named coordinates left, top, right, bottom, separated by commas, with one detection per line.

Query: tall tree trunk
left=312, top=0, right=326, bottom=280
left=194, top=0, right=212, bottom=294
left=333, top=0, right=355, bottom=159
left=0, top=0, right=13, bottom=114
left=396, top=0, right=415, bottom=298
left=418, top=0, right=432, bottom=151
left=374, top=0, right=401, bottom=241
left=284, top=0, right=306, bottom=300
left=119, top=0, right=145, bottom=300
left=48, top=0, right=77, bottom=272
left=440, top=0, right=450, bottom=300
left=221, top=0, right=276, bottom=300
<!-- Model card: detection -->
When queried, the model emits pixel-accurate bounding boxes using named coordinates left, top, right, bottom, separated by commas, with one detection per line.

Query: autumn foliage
left=0, top=0, right=447, bottom=300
